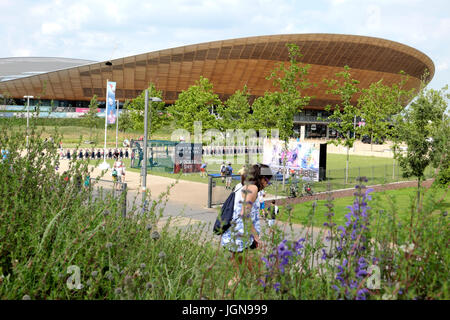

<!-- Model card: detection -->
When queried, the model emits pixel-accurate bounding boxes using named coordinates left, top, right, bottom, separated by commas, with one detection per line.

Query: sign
left=173, top=143, right=202, bottom=173
left=76, top=107, right=100, bottom=113
left=106, top=81, right=117, bottom=124
left=263, top=139, right=321, bottom=181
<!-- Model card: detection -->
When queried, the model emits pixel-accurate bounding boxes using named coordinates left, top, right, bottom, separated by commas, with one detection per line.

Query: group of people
left=59, top=148, right=130, bottom=161
left=220, top=162, right=234, bottom=189
left=202, top=146, right=263, bottom=156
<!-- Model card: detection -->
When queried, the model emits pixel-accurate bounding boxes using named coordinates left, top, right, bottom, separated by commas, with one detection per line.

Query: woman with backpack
left=220, top=164, right=273, bottom=284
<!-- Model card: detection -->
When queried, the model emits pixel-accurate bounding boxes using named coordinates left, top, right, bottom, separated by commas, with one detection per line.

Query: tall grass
left=0, top=121, right=448, bottom=299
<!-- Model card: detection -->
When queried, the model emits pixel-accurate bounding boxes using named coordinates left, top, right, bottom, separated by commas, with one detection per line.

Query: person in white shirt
left=113, top=157, right=125, bottom=188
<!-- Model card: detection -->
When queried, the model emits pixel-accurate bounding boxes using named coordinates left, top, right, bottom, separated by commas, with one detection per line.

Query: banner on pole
left=106, top=81, right=117, bottom=124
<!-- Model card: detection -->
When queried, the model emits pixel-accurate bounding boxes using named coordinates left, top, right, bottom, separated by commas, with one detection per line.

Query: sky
left=0, top=0, right=449, bottom=90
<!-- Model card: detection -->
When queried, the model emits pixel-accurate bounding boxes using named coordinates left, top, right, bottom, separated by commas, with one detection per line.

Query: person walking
left=131, top=149, right=135, bottom=167
left=200, top=162, right=207, bottom=178
left=220, top=162, right=226, bottom=183
left=267, top=200, right=279, bottom=227
left=113, top=156, right=125, bottom=189
left=225, top=162, right=233, bottom=189
left=221, top=164, right=273, bottom=284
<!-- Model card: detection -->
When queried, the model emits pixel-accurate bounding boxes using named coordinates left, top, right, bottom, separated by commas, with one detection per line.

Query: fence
left=89, top=178, right=128, bottom=216
left=207, top=174, right=242, bottom=208
left=207, top=162, right=437, bottom=207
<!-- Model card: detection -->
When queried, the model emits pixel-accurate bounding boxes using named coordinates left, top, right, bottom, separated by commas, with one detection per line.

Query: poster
left=106, top=81, right=116, bottom=124
left=173, top=143, right=202, bottom=173
left=263, top=139, right=321, bottom=181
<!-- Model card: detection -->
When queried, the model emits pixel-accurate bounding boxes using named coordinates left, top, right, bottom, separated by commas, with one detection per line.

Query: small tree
left=168, top=76, right=221, bottom=134
left=392, top=82, right=449, bottom=210
left=250, top=92, right=279, bottom=133
left=126, top=84, right=167, bottom=134
left=83, top=95, right=100, bottom=142
left=431, top=107, right=450, bottom=189
left=118, top=100, right=134, bottom=133
left=265, top=43, right=312, bottom=188
left=323, top=65, right=361, bottom=184
left=267, top=43, right=312, bottom=143
left=358, top=74, right=414, bottom=151
left=217, top=85, right=251, bottom=130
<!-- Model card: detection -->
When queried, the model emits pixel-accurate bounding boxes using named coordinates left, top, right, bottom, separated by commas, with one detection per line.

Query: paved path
left=58, top=159, right=324, bottom=247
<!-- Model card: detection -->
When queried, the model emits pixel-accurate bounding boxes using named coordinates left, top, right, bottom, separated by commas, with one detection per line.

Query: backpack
left=213, top=185, right=242, bottom=235
left=112, top=169, right=118, bottom=177
left=224, top=166, right=231, bottom=176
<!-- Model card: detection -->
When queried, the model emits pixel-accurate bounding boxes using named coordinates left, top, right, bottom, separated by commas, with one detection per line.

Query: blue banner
left=106, top=81, right=117, bottom=124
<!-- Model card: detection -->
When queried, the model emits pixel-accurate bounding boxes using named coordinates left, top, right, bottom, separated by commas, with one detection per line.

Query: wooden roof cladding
left=0, top=34, right=434, bottom=108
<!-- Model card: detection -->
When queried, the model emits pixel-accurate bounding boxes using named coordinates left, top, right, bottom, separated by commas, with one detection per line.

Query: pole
left=26, top=96, right=30, bottom=148
left=103, top=82, right=108, bottom=164
left=142, top=90, right=149, bottom=204
left=115, top=100, right=119, bottom=149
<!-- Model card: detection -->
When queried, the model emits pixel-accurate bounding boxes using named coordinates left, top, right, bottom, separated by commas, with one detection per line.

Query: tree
left=126, top=84, right=167, bottom=134
left=392, top=83, right=449, bottom=210
left=358, top=73, right=414, bottom=151
left=249, top=92, right=279, bottom=133
left=431, top=107, right=450, bottom=188
left=118, top=100, right=134, bottom=133
left=255, top=43, right=312, bottom=189
left=266, top=43, right=312, bottom=143
left=83, top=95, right=100, bottom=142
left=217, top=85, right=251, bottom=130
left=168, top=77, right=221, bottom=134
left=323, top=65, right=361, bottom=184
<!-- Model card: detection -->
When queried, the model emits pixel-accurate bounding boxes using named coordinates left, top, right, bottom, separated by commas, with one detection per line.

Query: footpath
left=57, top=159, right=321, bottom=243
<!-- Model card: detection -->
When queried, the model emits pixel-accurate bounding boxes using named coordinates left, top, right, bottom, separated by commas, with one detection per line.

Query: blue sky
left=1, top=0, right=449, bottom=90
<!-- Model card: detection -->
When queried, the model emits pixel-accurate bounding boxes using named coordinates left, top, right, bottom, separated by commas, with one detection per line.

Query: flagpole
left=115, top=100, right=119, bottom=149
left=99, top=80, right=110, bottom=170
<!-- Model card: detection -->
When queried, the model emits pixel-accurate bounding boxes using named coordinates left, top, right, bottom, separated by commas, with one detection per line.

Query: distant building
left=0, top=34, right=434, bottom=138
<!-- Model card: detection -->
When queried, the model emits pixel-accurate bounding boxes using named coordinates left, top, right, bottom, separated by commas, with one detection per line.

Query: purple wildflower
left=273, top=283, right=281, bottom=292
left=356, top=288, right=369, bottom=300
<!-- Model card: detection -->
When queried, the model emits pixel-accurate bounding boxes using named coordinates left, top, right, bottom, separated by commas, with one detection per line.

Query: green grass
left=277, top=187, right=450, bottom=227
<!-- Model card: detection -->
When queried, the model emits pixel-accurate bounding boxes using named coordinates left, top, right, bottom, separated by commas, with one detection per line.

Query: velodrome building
left=0, top=34, right=434, bottom=138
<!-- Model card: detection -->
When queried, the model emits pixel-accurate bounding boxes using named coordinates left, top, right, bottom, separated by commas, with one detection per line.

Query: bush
left=0, top=122, right=448, bottom=299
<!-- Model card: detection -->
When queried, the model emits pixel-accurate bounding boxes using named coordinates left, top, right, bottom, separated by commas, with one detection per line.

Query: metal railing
left=207, top=174, right=242, bottom=208
left=207, top=163, right=437, bottom=207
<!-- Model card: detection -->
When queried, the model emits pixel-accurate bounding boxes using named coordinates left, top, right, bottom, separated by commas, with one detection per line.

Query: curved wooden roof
left=0, top=34, right=434, bottom=108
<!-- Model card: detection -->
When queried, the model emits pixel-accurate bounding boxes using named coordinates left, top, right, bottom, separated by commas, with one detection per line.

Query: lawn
left=276, top=187, right=450, bottom=228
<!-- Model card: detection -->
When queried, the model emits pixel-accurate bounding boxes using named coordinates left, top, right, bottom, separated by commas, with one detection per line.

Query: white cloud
left=41, top=22, right=64, bottom=35
left=366, top=5, right=381, bottom=30
left=11, top=48, right=32, bottom=57
left=437, top=62, right=448, bottom=71
left=0, top=0, right=448, bottom=90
